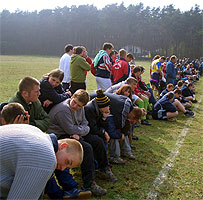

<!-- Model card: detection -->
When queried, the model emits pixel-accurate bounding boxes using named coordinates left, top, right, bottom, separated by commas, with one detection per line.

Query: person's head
left=139, top=66, right=145, bottom=74
left=152, top=55, right=160, bottom=61
left=126, top=77, right=138, bottom=90
left=64, top=44, right=73, bottom=55
left=119, top=49, right=127, bottom=59
left=170, top=55, right=177, bottom=64
left=188, top=76, right=194, bottom=83
left=19, top=77, right=40, bottom=103
left=167, top=92, right=175, bottom=102
left=160, top=56, right=166, bottom=63
left=188, top=83, right=193, bottom=90
left=128, top=107, right=143, bottom=124
left=177, top=80, right=184, bottom=89
left=126, top=53, right=134, bottom=63
left=102, top=42, right=114, bottom=55
left=70, top=89, right=90, bottom=111
left=74, top=46, right=87, bottom=58
left=43, top=69, right=64, bottom=88
left=110, top=50, right=117, bottom=60
left=166, top=83, right=175, bottom=91
left=56, top=138, right=83, bottom=171
left=1, top=103, right=26, bottom=125
left=116, top=84, right=133, bottom=100
left=96, top=89, right=110, bottom=116
left=174, top=89, right=182, bottom=98
left=132, top=66, right=141, bottom=77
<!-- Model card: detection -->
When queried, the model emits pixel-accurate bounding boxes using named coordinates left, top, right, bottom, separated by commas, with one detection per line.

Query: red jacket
left=111, top=58, right=129, bottom=84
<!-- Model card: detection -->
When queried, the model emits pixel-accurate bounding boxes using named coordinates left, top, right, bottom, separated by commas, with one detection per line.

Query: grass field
left=0, top=55, right=202, bottom=200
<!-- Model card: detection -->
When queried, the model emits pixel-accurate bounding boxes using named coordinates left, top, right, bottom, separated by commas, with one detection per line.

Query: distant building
left=123, top=45, right=150, bottom=58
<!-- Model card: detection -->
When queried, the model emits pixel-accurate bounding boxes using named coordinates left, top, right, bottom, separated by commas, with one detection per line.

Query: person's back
left=0, top=124, right=56, bottom=199
left=111, top=49, right=129, bottom=84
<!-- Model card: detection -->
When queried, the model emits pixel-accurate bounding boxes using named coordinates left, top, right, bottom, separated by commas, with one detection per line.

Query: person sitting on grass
left=181, top=83, right=197, bottom=103
left=47, top=89, right=114, bottom=197
left=0, top=106, right=83, bottom=200
left=152, top=92, right=178, bottom=120
left=39, top=69, right=71, bottom=113
left=159, top=83, right=174, bottom=99
left=8, top=76, right=50, bottom=132
left=0, top=103, right=91, bottom=200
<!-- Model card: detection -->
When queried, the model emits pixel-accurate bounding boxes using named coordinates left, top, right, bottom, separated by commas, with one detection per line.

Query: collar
left=49, top=133, right=58, bottom=153
left=120, top=57, right=127, bottom=61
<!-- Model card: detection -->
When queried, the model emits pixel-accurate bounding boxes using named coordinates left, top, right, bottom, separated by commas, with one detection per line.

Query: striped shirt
left=0, top=124, right=56, bottom=199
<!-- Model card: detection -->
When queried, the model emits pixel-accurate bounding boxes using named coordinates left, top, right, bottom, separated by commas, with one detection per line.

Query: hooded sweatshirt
left=70, top=54, right=90, bottom=83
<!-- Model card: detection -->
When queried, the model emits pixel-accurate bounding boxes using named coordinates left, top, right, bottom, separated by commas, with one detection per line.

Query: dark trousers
left=79, top=138, right=95, bottom=188
left=83, top=134, right=109, bottom=170
left=70, top=81, right=86, bottom=94
left=62, top=82, right=70, bottom=91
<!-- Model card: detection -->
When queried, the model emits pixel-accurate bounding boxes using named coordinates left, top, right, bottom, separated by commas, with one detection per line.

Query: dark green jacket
left=70, top=54, right=90, bottom=83
left=8, top=92, right=50, bottom=132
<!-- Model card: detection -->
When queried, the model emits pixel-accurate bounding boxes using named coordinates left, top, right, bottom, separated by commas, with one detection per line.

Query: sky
left=0, top=0, right=202, bottom=12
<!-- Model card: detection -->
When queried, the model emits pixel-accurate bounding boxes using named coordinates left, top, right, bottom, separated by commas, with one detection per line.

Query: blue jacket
left=159, top=89, right=169, bottom=99
left=181, top=85, right=194, bottom=97
left=105, top=115, right=122, bottom=139
left=166, top=61, right=176, bottom=79
left=39, top=78, right=70, bottom=113
left=153, top=94, right=177, bottom=114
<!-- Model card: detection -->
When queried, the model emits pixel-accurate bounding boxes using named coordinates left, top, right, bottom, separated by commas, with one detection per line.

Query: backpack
left=90, top=62, right=97, bottom=76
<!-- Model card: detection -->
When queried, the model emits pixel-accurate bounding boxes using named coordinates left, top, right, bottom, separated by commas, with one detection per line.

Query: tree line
left=0, top=3, right=202, bottom=59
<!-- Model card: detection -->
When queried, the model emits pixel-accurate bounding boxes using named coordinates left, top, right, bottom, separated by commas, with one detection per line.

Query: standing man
left=8, top=76, right=50, bottom=132
left=111, top=49, right=130, bottom=85
left=166, top=55, right=177, bottom=85
left=59, top=44, right=74, bottom=91
left=70, top=46, right=91, bottom=94
left=94, top=42, right=114, bottom=91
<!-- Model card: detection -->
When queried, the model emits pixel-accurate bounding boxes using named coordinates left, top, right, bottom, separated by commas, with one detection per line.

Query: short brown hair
left=130, top=107, right=142, bottom=120
left=43, top=69, right=64, bottom=82
left=177, top=80, right=184, bottom=87
left=133, top=66, right=141, bottom=73
left=166, top=83, right=174, bottom=89
left=126, top=77, right=137, bottom=84
left=102, top=42, right=114, bottom=50
left=119, top=49, right=127, bottom=58
left=64, top=44, right=73, bottom=53
left=19, top=77, right=40, bottom=93
left=58, top=138, right=84, bottom=167
left=167, top=92, right=175, bottom=100
left=174, top=89, right=182, bottom=95
left=1, top=103, right=26, bottom=124
left=73, top=89, right=90, bottom=106
left=127, top=53, right=134, bottom=60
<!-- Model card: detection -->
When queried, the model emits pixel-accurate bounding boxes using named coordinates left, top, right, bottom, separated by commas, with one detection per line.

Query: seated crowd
left=0, top=42, right=202, bottom=199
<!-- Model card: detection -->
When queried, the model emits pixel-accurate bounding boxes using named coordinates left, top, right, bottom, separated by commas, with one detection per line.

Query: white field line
left=146, top=99, right=202, bottom=200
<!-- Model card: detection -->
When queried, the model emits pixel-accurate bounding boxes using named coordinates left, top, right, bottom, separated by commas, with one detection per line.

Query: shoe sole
left=63, top=191, right=92, bottom=199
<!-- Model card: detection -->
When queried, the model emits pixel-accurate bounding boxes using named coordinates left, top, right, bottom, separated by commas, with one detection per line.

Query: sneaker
left=130, top=144, right=136, bottom=150
left=121, top=153, right=135, bottom=160
left=63, top=188, right=92, bottom=199
left=83, top=182, right=107, bottom=197
left=141, top=120, right=152, bottom=125
left=191, top=99, right=198, bottom=103
left=133, top=124, right=140, bottom=128
left=96, top=167, right=118, bottom=182
left=132, top=135, right=139, bottom=140
left=184, top=110, right=194, bottom=117
left=109, top=157, right=126, bottom=165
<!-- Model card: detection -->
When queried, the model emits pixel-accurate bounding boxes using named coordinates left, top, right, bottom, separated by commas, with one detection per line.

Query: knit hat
left=96, top=89, right=110, bottom=108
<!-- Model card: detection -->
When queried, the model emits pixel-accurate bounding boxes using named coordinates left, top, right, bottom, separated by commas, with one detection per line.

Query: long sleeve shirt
left=0, top=124, right=56, bottom=199
left=47, top=99, right=90, bottom=138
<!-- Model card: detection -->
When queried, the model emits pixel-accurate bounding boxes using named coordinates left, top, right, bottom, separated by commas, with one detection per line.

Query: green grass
left=0, top=55, right=202, bottom=199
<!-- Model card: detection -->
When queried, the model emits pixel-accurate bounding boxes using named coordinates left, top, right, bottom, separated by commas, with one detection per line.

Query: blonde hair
left=58, top=138, right=84, bottom=166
